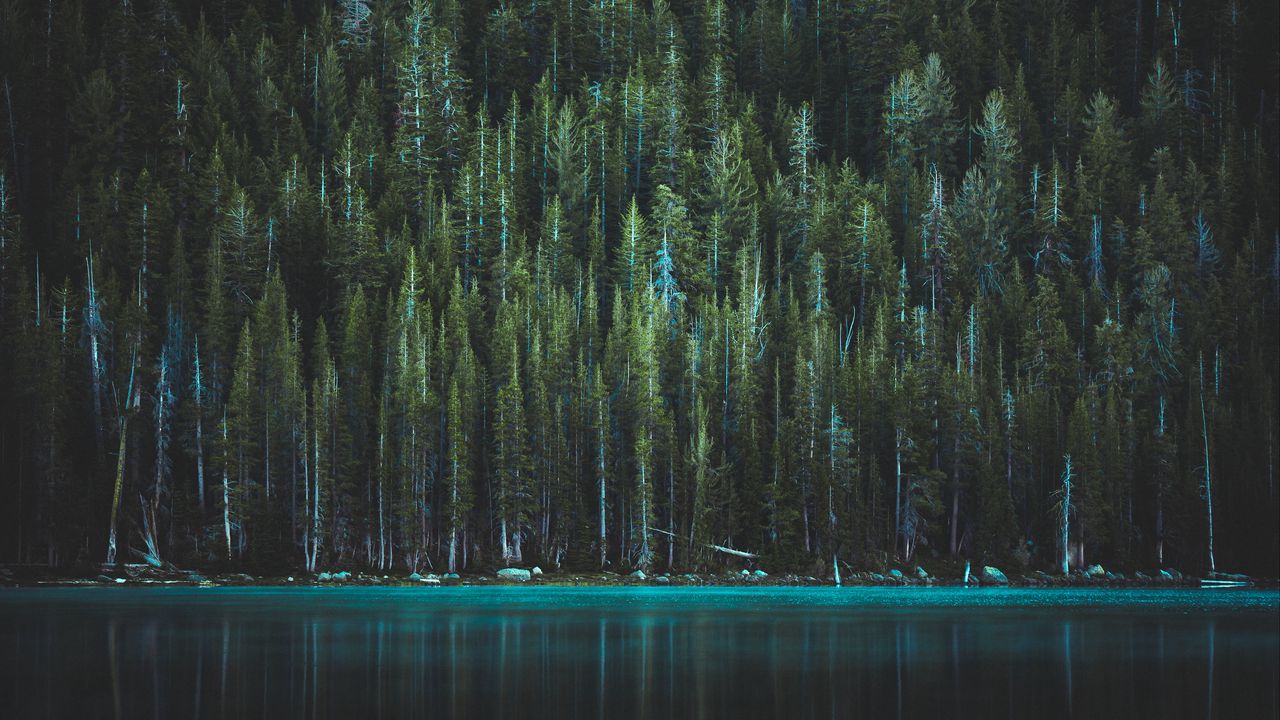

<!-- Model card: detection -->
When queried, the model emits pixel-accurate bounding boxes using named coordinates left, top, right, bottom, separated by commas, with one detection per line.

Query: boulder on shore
left=980, top=566, right=1009, bottom=585
left=1158, top=569, right=1174, bottom=581
left=531, top=566, right=544, bottom=576
left=753, top=569, right=769, bottom=578
left=317, top=572, right=332, bottom=581
left=1085, top=564, right=1106, bottom=578
left=497, top=568, right=532, bottom=581
left=407, top=572, right=423, bottom=581
left=630, top=570, right=647, bottom=580
left=915, top=566, right=930, bottom=580
left=888, top=569, right=904, bottom=580
left=333, top=571, right=351, bottom=581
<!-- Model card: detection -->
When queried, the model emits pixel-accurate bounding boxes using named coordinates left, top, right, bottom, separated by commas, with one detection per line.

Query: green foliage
left=0, top=0, right=1274, bottom=579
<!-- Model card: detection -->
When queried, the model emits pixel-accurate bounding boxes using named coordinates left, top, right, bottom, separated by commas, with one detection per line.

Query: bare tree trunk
left=153, top=360, right=167, bottom=512
left=86, top=256, right=106, bottom=456
left=448, top=466, right=458, bottom=574
left=311, top=424, right=321, bottom=572
left=1199, top=354, right=1215, bottom=574
left=302, top=427, right=311, bottom=572
left=500, top=517, right=510, bottom=564
left=640, top=462, right=649, bottom=567
left=222, top=410, right=232, bottom=561
left=237, top=446, right=247, bottom=558
left=290, top=428, right=298, bottom=547
left=193, top=338, right=207, bottom=514
left=1156, top=395, right=1166, bottom=566
left=1061, top=454, right=1072, bottom=575
left=894, top=432, right=902, bottom=559
left=106, top=413, right=129, bottom=566
left=378, top=430, right=385, bottom=570
left=598, top=415, right=607, bottom=569
left=195, top=407, right=206, bottom=514
left=106, top=338, right=140, bottom=566
left=1155, top=494, right=1164, bottom=566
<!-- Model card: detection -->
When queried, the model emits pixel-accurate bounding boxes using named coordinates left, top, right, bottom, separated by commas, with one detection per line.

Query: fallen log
left=649, top=528, right=760, bottom=559
left=1200, top=579, right=1249, bottom=588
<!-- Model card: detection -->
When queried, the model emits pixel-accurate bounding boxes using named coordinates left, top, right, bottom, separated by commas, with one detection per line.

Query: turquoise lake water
left=1, top=586, right=1276, bottom=718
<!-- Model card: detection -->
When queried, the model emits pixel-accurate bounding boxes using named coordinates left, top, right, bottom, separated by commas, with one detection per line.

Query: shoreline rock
left=980, top=566, right=1009, bottom=586
left=3, top=562, right=1267, bottom=589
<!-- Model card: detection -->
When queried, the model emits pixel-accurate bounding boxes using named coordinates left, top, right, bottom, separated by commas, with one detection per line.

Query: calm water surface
left=0, top=586, right=1276, bottom=719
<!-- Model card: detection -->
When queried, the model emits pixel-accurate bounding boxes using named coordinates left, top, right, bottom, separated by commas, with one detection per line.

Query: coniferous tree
left=0, top=0, right=1273, bottom=578
left=225, top=319, right=257, bottom=559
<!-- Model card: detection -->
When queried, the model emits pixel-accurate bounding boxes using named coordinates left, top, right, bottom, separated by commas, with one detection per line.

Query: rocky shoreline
left=1, top=563, right=1271, bottom=589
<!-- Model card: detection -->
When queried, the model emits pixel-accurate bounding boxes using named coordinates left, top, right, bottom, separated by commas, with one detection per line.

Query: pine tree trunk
left=312, top=425, right=321, bottom=572
left=1200, top=356, right=1215, bottom=575
left=223, top=413, right=232, bottom=561
left=105, top=413, right=129, bottom=565
left=302, top=429, right=310, bottom=572
left=500, top=517, right=510, bottom=564
left=1156, top=489, right=1164, bottom=567
left=894, top=435, right=902, bottom=559
left=195, top=410, right=206, bottom=514
left=1061, top=455, right=1072, bottom=575
left=378, top=430, right=385, bottom=571
left=598, top=422, right=607, bottom=569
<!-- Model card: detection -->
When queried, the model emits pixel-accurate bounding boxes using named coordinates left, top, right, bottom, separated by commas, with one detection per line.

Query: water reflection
left=0, top=587, right=1275, bottom=719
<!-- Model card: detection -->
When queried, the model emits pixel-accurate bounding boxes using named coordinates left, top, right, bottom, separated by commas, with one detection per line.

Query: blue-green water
left=1, top=586, right=1276, bottom=719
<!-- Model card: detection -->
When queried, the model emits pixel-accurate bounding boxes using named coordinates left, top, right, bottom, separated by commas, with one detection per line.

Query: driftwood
left=1201, top=577, right=1249, bottom=588
left=649, top=528, right=760, bottom=559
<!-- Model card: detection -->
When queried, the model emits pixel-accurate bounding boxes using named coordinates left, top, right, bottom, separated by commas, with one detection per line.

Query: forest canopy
left=0, top=0, right=1276, bottom=576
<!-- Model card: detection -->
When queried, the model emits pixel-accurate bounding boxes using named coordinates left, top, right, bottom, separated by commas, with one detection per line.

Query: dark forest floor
left=2, top=563, right=1271, bottom=589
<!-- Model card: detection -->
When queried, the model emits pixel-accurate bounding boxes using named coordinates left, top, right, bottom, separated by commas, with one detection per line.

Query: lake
left=0, top=586, right=1276, bottom=719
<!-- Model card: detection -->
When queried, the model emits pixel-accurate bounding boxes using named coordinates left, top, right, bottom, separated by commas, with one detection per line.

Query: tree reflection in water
left=0, top=587, right=1274, bottom=720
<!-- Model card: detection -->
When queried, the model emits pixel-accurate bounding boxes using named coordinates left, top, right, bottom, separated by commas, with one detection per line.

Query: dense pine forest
left=0, top=0, right=1276, bottom=578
